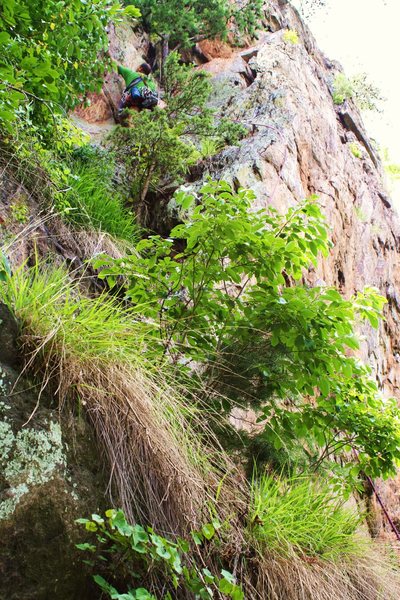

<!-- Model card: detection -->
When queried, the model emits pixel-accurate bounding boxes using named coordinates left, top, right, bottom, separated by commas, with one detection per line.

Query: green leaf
left=219, top=578, right=233, bottom=594
left=220, top=570, right=235, bottom=584
left=0, top=32, right=10, bottom=44
left=201, top=523, right=215, bottom=540
left=75, top=543, right=96, bottom=552
left=319, top=377, right=330, bottom=397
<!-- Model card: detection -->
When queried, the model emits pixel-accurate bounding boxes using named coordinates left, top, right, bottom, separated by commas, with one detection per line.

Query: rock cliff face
left=196, top=1, right=400, bottom=398
left=75, top=2, right=400, bottom=402
left=0, top=305, right=106, bottom=599
left=2, top=1, right=400, bottom=593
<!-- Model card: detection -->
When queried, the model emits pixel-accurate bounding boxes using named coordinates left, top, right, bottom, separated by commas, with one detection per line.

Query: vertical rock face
left=195, top=0, right=400, bottom=398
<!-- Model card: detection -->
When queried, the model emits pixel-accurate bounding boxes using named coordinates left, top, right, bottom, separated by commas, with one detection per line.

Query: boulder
left=0, top=304, right=108, bottom=599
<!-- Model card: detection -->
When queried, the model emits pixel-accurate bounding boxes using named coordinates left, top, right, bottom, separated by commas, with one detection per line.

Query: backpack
left=125, top=76, right=158, bottom=110
left=140, top=86, right=159, bottom=109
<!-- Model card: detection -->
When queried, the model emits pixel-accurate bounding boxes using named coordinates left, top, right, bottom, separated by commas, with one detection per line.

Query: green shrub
left=332, top=72, right=383, bottom=112
left=350, top=72, right=385, bottom=112
left=109, top=109, right=199, bottom=204
left=249, top=473, right=363, bottom=560
left=94, top=180, right=400, bottom=483
left=332, top=73, right=353, bottom=105
left=77, top=509, right=243, bottom=600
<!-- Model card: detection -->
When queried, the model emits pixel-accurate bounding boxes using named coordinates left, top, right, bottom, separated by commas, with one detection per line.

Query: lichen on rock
left=0, top=414, right=66, bottom=520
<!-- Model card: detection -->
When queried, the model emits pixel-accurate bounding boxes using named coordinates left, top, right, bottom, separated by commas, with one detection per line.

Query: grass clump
left=246, top=473, right=400, bottom=600
left=0, top=263, right=233, bottom=535
left=61, top=154, right=139, bottom=242
left=249, top=473, right=363, bottom=561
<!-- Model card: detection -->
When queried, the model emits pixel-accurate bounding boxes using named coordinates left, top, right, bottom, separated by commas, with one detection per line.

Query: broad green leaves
left=0, top=0, right=139, bottom=130
left=77, top=509, right=243, bottom=599
left=94, top=180, right=400, bottom=481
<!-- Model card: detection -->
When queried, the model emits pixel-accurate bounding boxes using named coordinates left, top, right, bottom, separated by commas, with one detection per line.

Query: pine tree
left=133, top=0, right=229, bottom=52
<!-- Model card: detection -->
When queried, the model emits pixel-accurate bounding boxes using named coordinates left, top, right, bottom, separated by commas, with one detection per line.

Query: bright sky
left=292, top=0, right=400, bottom=206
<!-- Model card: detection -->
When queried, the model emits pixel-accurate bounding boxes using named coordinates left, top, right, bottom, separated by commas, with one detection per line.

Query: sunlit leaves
left=93, top=180, right=400, bottom=480
left=0, top=0, right=138, bottom=129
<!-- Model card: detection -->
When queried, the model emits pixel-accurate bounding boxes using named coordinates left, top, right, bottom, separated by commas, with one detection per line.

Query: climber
left=117, top=62, right=158, bottom=119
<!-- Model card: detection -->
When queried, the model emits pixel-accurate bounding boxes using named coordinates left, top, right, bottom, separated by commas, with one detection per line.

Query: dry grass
left=249, top=549, right=400, bottom=600
left=0, top=264, right=239, bottom=535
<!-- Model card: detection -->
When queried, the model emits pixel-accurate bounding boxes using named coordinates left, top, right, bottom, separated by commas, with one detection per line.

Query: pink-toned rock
left=73, top=21, right=148, bottom=125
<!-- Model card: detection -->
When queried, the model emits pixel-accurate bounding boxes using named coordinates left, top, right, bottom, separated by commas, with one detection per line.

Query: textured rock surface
left=187, top=1, right=400, bottom=399
left=0, top=304, right=107, bottom=599
left=73, top=20, right=148, bottom=130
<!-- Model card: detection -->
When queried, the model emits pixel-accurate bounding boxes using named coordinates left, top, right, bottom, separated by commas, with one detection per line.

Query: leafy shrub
left=109, top=109, right=199, bottom=204
left=332, top=72, right=384, bottom=112
left=332, top=73, right=353, bottom=105
left=94, top=180, right=400, bottom=482
left=0, top=0, right=139, bottom=131
left=350, top=72, right=385, bottom=112
left=249, top=473, right=363, bottom=560
left=77, top=509, right=244, bottom=599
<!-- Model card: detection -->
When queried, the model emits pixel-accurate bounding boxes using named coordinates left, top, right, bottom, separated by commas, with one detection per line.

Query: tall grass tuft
left=249, top=473, right=363, bottom=561
left=62, top=161, right=139, bottom=242
left=0, top=264, right=235, bottom=535
left=246, top=473, right=400, bottom=600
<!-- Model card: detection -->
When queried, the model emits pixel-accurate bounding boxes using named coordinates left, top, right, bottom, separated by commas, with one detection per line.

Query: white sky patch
left=291, top=0, right=400, bottom=208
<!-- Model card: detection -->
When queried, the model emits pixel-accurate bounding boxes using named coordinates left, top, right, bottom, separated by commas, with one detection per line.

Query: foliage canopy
left=129, top=0, right=264, bottom=52
left=0, top=0, right=139, bottom=130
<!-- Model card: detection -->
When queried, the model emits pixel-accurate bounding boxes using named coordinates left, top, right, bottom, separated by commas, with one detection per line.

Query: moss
left=283, top=29, right=299, bottom=45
